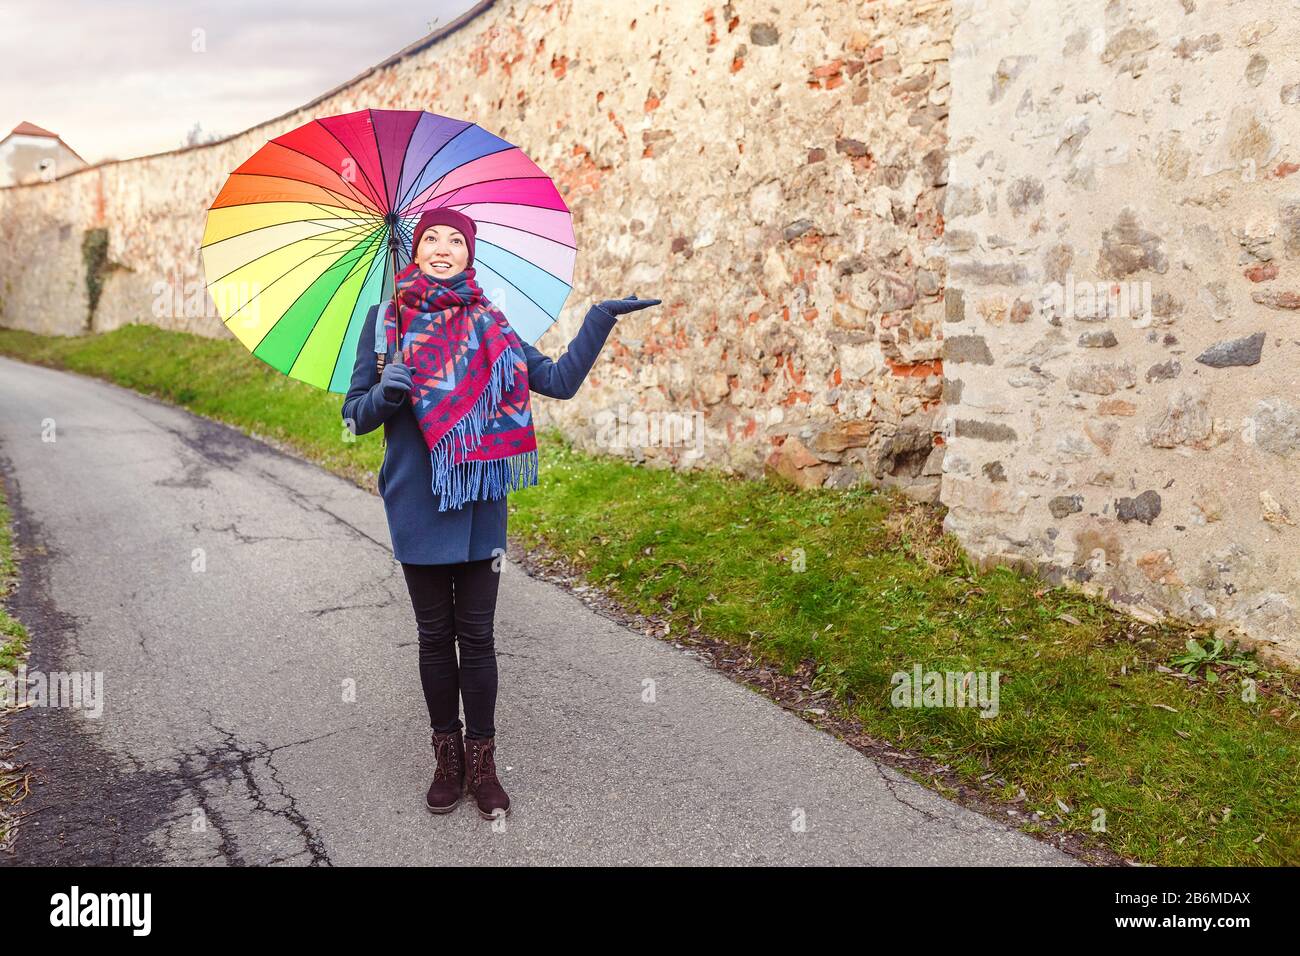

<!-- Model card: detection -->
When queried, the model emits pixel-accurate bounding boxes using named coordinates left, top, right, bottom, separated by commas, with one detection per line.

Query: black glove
left=595, top=294, right=662, bottom=319
left=379, top=361, right=413, bottom=402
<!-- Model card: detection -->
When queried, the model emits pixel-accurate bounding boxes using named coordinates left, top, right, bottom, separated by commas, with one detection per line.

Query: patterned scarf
left=378, top=262, right=538, bottom=511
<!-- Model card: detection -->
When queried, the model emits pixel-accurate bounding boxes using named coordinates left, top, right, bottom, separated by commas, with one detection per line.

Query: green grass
left=1, top=431, right=31, bottom=850
left=0, top=475, right=26, bottom=673
left=3, top=322, right=1299, bottom=866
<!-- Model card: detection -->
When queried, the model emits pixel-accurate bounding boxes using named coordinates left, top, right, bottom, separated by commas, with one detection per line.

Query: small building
left=0, top=121, right=88, bottom=187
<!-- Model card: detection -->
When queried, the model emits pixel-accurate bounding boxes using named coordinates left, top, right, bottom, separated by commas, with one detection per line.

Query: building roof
left=1, top=121, right=87, bottom=164
left=10, top=120, right=58, bottom=138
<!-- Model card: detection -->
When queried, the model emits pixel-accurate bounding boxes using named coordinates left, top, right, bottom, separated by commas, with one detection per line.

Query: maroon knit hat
left=410, top=208, right=477, bottom=268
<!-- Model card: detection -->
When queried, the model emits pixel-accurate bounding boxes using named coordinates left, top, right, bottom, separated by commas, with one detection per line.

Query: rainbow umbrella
left=201, top=108, right=575, bottom=393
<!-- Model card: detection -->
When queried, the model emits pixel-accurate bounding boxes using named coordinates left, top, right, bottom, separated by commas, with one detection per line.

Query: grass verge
left=2, top=322, right=1298, bottom=865
left=0, top=460, right=32, bottom=850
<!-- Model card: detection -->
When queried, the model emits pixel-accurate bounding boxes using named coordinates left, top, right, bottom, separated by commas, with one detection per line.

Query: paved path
left=0, top=355, right=1073, bottom=865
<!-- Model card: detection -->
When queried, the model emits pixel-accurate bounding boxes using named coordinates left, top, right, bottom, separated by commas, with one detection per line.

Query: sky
left=0, top=0, right=480, bottom=164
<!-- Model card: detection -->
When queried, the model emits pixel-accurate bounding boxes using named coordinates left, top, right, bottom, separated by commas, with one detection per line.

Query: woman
left=342, top=207, right=659, bottom=820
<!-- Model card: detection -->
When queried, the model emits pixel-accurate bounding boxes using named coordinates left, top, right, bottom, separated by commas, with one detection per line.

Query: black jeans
left=399, top=557, right=501, bottom=740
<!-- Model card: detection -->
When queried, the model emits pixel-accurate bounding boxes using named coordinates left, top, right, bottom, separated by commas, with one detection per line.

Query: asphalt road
left=0, top=355, right=1073, bottom=866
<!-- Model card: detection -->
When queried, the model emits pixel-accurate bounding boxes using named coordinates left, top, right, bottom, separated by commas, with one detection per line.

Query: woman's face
left=415, top=225, right=470, bottom=279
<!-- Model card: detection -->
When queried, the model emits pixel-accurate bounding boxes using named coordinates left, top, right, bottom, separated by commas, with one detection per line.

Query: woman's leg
left=449, top=556, right=501, bottom=740
left=399, top=561, right=461, bottom=734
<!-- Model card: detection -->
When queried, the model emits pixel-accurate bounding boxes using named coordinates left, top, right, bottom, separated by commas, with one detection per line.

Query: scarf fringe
left=430, top=446, right=539, bottom=512
left=428, top=347, right=536, bottom=509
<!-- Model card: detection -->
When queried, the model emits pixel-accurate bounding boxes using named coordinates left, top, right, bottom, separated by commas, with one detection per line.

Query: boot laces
left=431, top=734, right=460, bottom=782
left=470, top=738, right=497, bottom=784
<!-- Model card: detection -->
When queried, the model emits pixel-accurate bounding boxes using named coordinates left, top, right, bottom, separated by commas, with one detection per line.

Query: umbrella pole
left=386, top=214, right=402, bottom=365
left=390, top=243, right=401, bottom=364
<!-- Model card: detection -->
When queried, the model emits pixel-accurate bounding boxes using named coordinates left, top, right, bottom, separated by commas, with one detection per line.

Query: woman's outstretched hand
left=595, top=295, right=662, bottom=319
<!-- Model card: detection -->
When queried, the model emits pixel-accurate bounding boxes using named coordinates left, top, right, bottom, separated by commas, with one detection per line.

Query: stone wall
left=942, top=0, right=1300, bottom=663
left=6, top=0, right=1297, bottom=664
left=0, top=0, right=952, bottom=501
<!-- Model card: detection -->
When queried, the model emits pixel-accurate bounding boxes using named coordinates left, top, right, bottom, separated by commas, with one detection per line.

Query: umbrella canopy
left=201, top=108, right=576, bottom=392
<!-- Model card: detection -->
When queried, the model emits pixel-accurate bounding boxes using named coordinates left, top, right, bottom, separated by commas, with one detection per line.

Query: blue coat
left=341, top=302, right=617, bottom=565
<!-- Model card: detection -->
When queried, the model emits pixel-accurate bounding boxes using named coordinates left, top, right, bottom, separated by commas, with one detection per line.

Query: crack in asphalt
left=308, top=598, right=397, bottom=618
left=306, top=564, right=403, bottom=618
left=189, top=520, right=331, bottom=547
left=871, top=761, right=952, bottom=828
left=170, top=714, right=356, bottom=867
left=251, top=462, right=393, bottom=552
left=174, top=744, right=247, bottom=866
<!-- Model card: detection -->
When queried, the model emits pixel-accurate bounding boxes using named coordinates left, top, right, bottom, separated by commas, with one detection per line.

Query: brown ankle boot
left=425, top=729, right=465, bottom=813
left=464, top=735, right=511, bottom=820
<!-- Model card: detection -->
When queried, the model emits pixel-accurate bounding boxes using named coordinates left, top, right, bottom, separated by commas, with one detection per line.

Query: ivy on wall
left=80, top=227, right=128, bottom=331
left=81, top=228, right=109, bottom=327
left=79, top=226, right=134, bottom=330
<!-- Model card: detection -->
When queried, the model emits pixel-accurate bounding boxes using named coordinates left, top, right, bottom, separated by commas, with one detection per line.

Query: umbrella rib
left=204, top=211, right=378, bottom=251
left=203, top=213, right=377, bottom=252
left=204, top=227, right=380, bottom=289
left=369, top=108, right=393, bottom=212
left=451, top=197, right=577, bottom=224
left=204, top=216, right=381, bottom=287
left=370, top=108, right=426, bottom=212
left=389, top=111, right=424, bottom=215
left=398, top=175, right=559, bottom=219
left=204, top=184, right=385, bottom=274
left=448, top=209, right=577, bottom=252
left=220, top=221, right=385, bottom=327
left=315, top=118, right=388, bottom=215
left=392, top=121, right=473, bottom=215
left=209, top=171, right=381, bottom=218
left=265, top=191, right=384, bottom=234
left=284, top=226, right=386, bottom=376
left=406, top=183, right=580, bottom=302
left=397, top=148, right=514, bottom=219
left=391, top=121, right=476, bottom=215
left=395, top=140, right=517, bottom=214
left=223, top=228, right=381, bottom=336
left=267, top=137, right=389, bottom=216
left=325, top=229, right=392, bottom=387
left=476, top=249, right=570, bottom=328
left=473, top=236, right=574, bottom=291
left=252, top=190, right=385, bottom=236
left=224, top=230, right=380, bottom=328
left=397, top=143, right=516, bottom=218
